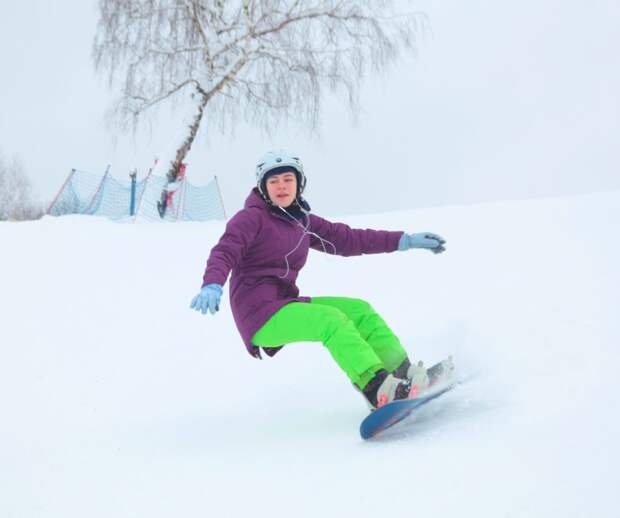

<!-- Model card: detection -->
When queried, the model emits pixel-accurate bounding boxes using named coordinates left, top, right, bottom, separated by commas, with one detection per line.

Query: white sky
left=0, top=0, right=618, bottom=215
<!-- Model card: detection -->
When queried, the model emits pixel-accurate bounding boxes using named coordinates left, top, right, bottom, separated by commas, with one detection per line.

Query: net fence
left=48, top=167, right=226, bottom=222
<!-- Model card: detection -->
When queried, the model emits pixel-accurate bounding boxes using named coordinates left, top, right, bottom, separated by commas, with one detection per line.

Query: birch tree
left=93, top=0, right=424, bottom=214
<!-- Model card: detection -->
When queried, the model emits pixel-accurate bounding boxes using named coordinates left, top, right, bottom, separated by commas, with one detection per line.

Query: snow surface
left=1, top=191, right=619, bottom=517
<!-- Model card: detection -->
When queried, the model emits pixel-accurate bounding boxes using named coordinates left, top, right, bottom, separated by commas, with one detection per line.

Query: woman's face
left=266, top=172, right=297, bottom=208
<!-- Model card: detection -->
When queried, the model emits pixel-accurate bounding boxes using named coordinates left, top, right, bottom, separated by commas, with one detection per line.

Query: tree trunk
left=157, top=92, right=208, bottom=218
left=167, top=93, right=209, bottom=182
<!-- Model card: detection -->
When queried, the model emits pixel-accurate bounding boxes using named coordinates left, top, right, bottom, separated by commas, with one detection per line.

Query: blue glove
left=190, top=284, right=223, bottom=315
left=398, top=232, right=446, bottom=254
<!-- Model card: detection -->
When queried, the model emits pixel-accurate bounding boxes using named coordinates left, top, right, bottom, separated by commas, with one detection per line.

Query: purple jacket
left=202, top=189, right=404, bottom=358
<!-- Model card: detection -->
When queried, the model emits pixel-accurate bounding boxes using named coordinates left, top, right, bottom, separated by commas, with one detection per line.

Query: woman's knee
left=318, top=306, right=351, bottom=342
left=344, top=297, right=377, bottom=320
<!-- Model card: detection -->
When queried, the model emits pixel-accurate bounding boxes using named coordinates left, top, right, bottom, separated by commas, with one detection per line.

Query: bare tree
left=0, top=152, right=43, bottom=221
left=93, top=0, right=424, bottom=215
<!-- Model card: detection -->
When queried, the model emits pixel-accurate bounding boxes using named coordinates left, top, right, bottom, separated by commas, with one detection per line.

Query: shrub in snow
left=0, top=152, right=44, bottom=221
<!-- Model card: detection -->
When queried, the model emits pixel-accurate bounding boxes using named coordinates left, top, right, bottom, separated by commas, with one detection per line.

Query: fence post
left=214, top=175, right=227, bottom=220
left=129, top=169, right=137, bottom=216
left=133, top=158, right=159, bottom=221
left=84, top=164, right=111, bottom=215
left=47, top=168, right=76, bottom=215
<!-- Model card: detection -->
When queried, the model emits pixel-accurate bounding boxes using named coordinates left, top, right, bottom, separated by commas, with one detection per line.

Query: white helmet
left=256, top=150, right=306, bottom=196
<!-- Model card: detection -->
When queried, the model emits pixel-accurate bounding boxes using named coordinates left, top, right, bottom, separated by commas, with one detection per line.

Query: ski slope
left=1, top=191, right=618, bottom=518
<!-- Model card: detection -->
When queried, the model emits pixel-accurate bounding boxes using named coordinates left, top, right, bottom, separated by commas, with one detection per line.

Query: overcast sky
left=1, top=0, right=618, bottom=216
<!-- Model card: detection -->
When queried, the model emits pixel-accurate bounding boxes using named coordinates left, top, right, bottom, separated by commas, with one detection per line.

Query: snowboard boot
left=393, top=358, right=430, bottom=396
left=394, top=356, right=456, bottom=391
left=361, top=369, right=415, bottom=411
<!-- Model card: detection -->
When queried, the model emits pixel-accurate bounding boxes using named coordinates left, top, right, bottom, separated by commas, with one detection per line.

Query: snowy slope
left=1, top=191, right=619, bottom=518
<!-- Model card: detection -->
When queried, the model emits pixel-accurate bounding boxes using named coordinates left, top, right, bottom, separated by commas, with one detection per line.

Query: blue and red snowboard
left=360, top=359, right=457, bottom=440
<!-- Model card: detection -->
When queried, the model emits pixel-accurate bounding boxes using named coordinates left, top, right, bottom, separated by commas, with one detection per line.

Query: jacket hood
left=244, top=188, right=269, bottom=210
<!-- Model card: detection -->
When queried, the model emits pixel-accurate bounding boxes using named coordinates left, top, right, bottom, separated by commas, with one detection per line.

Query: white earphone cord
left=277, top=202, right=337, bottom=279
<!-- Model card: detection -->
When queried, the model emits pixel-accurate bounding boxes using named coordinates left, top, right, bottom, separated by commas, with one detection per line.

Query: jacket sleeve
left=202, top=209, right=261, bottom=286
left=308, top=214, right=404, bottom=257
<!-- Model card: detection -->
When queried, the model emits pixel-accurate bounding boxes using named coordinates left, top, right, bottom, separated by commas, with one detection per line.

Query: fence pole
left=214, top=175, right=227, bottom=220
left=133, top=158, right=159, bottom=221
left=47, top=168, right=76, bottom=215
left=84, top=164, right=111, bottom=215
left=129, top=169, right=137, bottom=216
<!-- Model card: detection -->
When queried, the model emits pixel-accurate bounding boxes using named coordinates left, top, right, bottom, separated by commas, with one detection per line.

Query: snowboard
left=360, top=359, right=457, bottom=440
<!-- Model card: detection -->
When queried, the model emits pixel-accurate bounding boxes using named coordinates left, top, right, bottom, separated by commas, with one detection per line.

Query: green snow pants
left=252, top=297, right=408, bottom=390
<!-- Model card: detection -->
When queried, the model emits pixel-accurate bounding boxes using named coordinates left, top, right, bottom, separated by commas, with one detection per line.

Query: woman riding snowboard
left=191, top=150, right=452, bottom=410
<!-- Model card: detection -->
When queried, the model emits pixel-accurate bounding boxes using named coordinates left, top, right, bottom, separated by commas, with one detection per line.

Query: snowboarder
left=190, top=150, right=449, bottom=410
